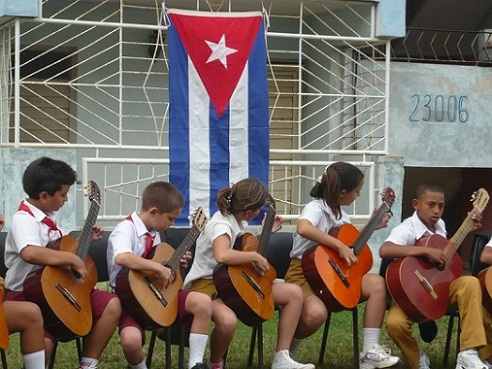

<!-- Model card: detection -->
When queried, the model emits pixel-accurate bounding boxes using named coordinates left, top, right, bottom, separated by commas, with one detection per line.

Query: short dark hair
left=22, top=157, right=77, bottom=199
left=415, top=184, right=445, bottom=199
left=141, top=181, right=184, bottom=213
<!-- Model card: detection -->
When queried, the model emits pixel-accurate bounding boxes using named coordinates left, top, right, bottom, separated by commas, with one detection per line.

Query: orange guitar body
left=116, top=242, right=182, bottom=330
left=385, top=234, right=462, bottom=322
left=302, top=224, right=373, bottom=311
left=214, top=232, right=276, bottom=326
left=477, top=267, right=492, bottom=313
left=0, top=289, right=9, bottom=349
left=24, top=235, right=98, bottom=341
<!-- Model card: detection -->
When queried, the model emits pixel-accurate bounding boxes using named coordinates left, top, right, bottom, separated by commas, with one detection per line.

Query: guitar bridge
left=328, top=258, right=350, bottom=288
left=414, top=270, right=438, bottom=299
left=241, top=271, right=265, bottom=299
left=143, top=276, right=168, bottom=307
left=55, top=282, right=81, bottom=312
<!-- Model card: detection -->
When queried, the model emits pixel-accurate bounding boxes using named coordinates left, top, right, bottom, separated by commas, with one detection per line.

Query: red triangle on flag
left=169, top=10, right=262, bottom=117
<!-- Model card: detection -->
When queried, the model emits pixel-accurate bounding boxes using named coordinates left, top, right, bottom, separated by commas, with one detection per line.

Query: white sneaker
left=359, top=344, right=399, bottom=368
left=456, top=349, right=488, bottom=369
left=271, top=350, right=315, bottom=369
left=419, top=350, right=430, bottom=369
left=482, top=359, right=492, bottom=369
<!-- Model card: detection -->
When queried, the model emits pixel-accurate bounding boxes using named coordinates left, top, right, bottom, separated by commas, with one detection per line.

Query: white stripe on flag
left=229, top=61, right=249, bottom=184
left=188, top=58, right=211, bottom=217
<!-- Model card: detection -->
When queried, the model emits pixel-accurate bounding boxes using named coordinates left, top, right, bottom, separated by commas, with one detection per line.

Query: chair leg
left=247, top=326, right=257, bottom=367
left=1, top=348, right=7, bottom=369
left=257, top=324, right=264, bottom=369
left=166, top=328, right=172, bottom=369
left=352, top=307, right=359, bottom=369
left=146, top=330, right=158, bottom=369
left=76, top=337, right=83, bottom=362
left=47, top=340, right=59, bottom=369
left=179, top=324, right=185, bottom=369
left=318, top=312, right=332, bottom=364
left=443, top=314, right=455, bottom=366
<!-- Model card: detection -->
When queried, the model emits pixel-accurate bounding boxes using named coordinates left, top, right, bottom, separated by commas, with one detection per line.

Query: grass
left=3, top=302, right=461, bottom=368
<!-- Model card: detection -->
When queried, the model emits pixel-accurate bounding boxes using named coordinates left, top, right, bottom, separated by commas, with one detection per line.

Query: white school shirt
left=384, top=211, right=447, bottom=246
left=5, top=200, right=64, bottom=291
left=107, top=211, right=159, bottom=287
left=183, top=211, right=244, bottom=289
left=290, top=199, right=351, bottom=259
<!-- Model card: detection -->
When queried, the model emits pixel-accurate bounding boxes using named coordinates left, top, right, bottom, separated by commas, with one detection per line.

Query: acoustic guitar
left=386, top=188, right=489, bottom=322
left=213, top=205, right=277, bottom=327
left=0, top=287, right=9, bottom=349
left=24, top=181, right=101, bottom=341
left=302, top=187, right=395, bottom=311
left=116, top=207, right=207, bottom=330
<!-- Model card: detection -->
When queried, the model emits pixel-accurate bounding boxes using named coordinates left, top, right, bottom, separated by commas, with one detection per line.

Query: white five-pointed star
left=205, top=34, right=238, bottom=69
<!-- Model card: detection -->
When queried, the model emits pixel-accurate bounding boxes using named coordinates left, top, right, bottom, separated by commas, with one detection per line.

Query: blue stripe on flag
left=169, top=23, right=191, bottom=221
left=248, top=20, right=269, bottom=187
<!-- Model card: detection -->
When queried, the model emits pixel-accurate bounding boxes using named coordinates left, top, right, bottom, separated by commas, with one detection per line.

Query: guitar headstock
left=86, top=180, right=101, bottom=204
left=190, top=207, right=207, bottom=232
left=381, top=187, right=396, bottom=208
left=471, top=188, right=490, bottom=214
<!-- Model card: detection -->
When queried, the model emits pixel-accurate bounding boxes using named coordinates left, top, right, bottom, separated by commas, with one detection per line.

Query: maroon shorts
left=7, top=289, right=117, bottom=342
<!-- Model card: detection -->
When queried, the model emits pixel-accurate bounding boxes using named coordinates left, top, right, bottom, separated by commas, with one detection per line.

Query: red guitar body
left=23, top=236, right=98, bottom=341
left=0, top=289, right=9, bottom=349
left=385, top=234, right=463, bottom=322
left=302, top=224, right=373, bottom=311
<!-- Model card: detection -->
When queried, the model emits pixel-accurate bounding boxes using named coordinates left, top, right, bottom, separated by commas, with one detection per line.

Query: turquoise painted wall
left=389, top=62, right=492, bottom=167
left=0, top=0, right=37, bottom=19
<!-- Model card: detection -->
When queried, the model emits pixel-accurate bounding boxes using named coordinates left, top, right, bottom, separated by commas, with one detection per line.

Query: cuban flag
left=168, top=9, right=269, bottom=225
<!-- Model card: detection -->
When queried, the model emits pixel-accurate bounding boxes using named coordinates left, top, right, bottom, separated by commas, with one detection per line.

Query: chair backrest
left=469, top=230, right=492, bottom=276
left=69, top=230, right=110, bottom=282
left=266, top=232, right=293, bottom=279
left=0, top=232, right=7, bottom=278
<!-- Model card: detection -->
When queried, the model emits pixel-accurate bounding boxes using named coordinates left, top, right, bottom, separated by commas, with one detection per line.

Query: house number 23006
left=409, top=94, right=469, bottom=123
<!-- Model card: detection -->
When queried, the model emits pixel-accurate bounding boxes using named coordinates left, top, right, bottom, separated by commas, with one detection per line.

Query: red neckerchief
left=126, top=214, right=155, bottom=259
left=18, top=201, right=63, bottom=239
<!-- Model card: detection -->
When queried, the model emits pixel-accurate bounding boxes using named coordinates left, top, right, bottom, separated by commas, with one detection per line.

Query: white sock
left=79, top=357, right=99, bottom=368
left=363, top=328, right=381, bottom=352
left=188, top=332, right=209, bottom=369
left=129, top=359, right=148, bottom=369
left=23, top=350, right=45, bottom=369
left=289, top=338, right=302, bottom=356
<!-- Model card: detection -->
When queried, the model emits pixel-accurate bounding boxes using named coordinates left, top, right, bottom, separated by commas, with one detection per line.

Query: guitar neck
left=352, top=202, right=389, bottom=256
left=77, top=200, right=100, bottom=260
left=257, top=207, right=276, bottom=257
left=445, top=212, right=478, bottom=257
left=166, top=226, right=202, bottom=271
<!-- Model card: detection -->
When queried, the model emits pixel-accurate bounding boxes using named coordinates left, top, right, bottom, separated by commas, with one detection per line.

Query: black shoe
left=191, top=363, right=210, bottom=369
left=418, top=320, right=438, bottom=343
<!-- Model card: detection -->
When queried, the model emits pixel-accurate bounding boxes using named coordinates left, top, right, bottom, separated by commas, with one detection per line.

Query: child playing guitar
left=284, top=162, right=399, bottom=369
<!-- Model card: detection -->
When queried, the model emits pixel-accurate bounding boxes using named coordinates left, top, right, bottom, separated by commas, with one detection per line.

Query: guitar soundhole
left=70, top=268, right=81, bottom=280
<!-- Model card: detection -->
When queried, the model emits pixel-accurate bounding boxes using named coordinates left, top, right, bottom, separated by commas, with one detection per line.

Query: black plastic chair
left=0, top=232, right=9, bottom=369
left=469, top=230, right=492, bottom=276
